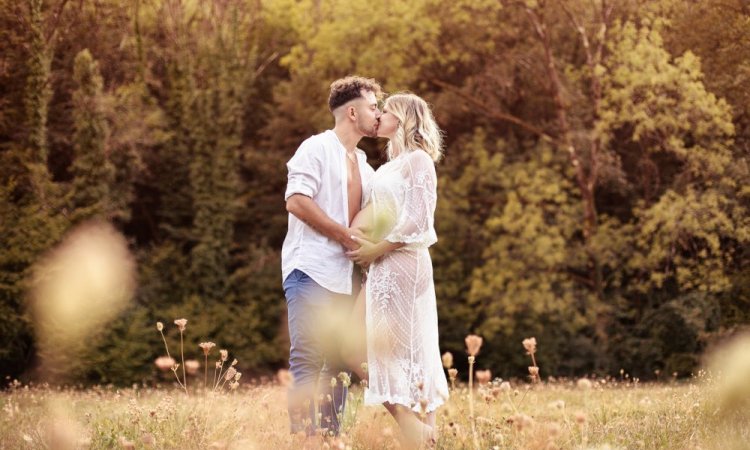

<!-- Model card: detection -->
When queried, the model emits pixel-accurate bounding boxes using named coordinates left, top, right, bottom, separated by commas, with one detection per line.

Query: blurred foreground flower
left=705, top=332, right=750, bottom=415
left=277, top=369, right=293, bottom=387
left=28, top=220, right=136, bottom=379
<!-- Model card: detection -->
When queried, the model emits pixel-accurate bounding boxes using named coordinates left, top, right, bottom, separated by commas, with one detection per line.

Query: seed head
left=154, top=356, right=176, bottom=372
left=442, top=352, right=454, bottom=369
left=476, top=369, right=492, bottom=385
left=330, top=377, right=337, bottom=388
left=448, top=368, right=458, bottom=381
left=528, top=366, right=539, bottom=377
left=185, top=360, right=200, bottom=375
left=173, top=318, right=187, bottom=331
left=500, top=381, right=511, bottom=392
left=522, top=337, right=537, bottom=355
left=220, top=350, right=228, bottom=361
left=337, top=372, right=351, bottom=388
left=199, top=342, right=216, bottom=356
left=224, top=367, right=237, bottom=381
left=156, top=322, right=163, bottom=332
left=465, top=334, right=483, bottom=357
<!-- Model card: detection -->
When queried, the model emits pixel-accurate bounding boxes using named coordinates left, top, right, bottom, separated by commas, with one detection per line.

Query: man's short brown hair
left=328, top=76, right=383, bottom=111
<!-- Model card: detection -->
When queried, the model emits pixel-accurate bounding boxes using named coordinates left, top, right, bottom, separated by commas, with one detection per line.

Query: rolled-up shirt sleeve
left=285, top=141, right=322, bottom=200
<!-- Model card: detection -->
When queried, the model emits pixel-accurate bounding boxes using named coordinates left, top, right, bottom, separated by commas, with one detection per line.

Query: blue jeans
left=283, top=269, right=356, bottom=436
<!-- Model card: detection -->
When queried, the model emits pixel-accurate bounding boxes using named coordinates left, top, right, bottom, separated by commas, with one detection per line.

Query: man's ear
left=348, top=106, right=357, bottom=121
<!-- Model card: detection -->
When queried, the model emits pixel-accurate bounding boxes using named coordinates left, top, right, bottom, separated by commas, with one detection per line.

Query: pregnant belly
left=351, top=202, right=374, bottom=240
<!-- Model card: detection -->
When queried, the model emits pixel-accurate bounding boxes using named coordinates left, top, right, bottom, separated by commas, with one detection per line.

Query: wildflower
left=231, top=359, right=238, bottom=366
left=141, top=433, right=155, bottom=446
left=576, top=378, right=593, bottom=390
left=119, top=436, right=136, bottom=449
left=184, top=360, right=200, bottom=375
left=330, top=377, right=337, bottom=388
left=220, top=349, right=228, bottom=361
left=224, top=367, right=237, bottom=381
left=522, top=337, right=537, bottom=355
left=337, top=372, right=351, bottom=388
left=442, top=352, right=454, bottom=369
left=199, top=342, right=216, bottom=356
left=277, top=369, right=293, bottom=387
left=156, top=322, right=163, bottom=332
left=230, top=381, right=239, bottom=390
left=154, top=356, right=176, bottom=372
left=475, top=369, right=492, bottom=385
left=465, top=334, right=483, bottom=357
left=500, top=381, right=511, bottom=392
left=234, top=372, right=242, bottom=381
left=448, top=368, right=458, bottom=381
left=528, top=366, right=539, bottom=377
left=173, top=318, right=187, bottom=331
left=215, top=361, right=222, bottom=369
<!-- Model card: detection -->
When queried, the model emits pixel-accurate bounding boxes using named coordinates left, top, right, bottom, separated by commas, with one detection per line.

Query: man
left=282, top=76, right=382, bottom=436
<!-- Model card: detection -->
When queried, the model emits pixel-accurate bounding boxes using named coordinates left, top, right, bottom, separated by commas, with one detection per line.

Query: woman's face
left=377, top=107, right=399, bottom=139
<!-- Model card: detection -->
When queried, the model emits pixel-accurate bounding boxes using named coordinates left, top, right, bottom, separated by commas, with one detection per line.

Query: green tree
left=70, top=49, right=115, bottom=221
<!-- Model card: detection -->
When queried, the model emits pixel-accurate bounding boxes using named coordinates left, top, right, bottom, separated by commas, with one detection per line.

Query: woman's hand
left=346, top=236, right=406, bottom=266
left=346, top=236, right=382, bottom=266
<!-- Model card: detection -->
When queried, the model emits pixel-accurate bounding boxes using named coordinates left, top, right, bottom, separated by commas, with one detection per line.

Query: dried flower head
left=229, top=381, right=239, bottom=390
left=224, top=367, right=237, bottom=381
left=500, top=381, right=511, bottom=392
left=173, top=318, right=187, bottom=331
left=154, top=356, right=176, bottom=372
left=330, top=377, right=337, bottom=388
left=576, top=378, right=593, bottom=390
left=231, top=359, right=238, bottom=366
left=465, top=334, right=483, bottom=357
left=522, top=337, right=537, bottom=355
left=337, top=372, right=351, bottom=388
left=448, top=368, right=458, bottom=381
left=220, top=350, right=228, bottom=362
left=234, top=372, right=242, bottom=381
left=215, top=361, right=222, bottom=369
left=156, top=322, right=163, bottom=332
left=199, top=342, right=216, bottom=356
left=442, top=352, right=454, bottom=369
left=185, top=360, right=200, bottom=375
left=528, top=366, right=539, bottom=377
left=476, top=369, right=492, bottom=385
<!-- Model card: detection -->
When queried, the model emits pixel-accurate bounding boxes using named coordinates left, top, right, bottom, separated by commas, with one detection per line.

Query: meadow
left=2, top=369, right=748, bottom=450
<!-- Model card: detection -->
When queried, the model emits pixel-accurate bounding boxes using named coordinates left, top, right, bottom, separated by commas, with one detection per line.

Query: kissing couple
left=281, top=76, right=449, bottom=446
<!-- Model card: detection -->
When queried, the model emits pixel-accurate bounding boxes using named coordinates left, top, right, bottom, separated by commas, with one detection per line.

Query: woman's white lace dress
left=361, top=149, right=449, bottom=413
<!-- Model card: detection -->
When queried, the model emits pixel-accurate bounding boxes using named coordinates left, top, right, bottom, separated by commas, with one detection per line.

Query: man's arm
left=286, top=194, right=359, bottom=251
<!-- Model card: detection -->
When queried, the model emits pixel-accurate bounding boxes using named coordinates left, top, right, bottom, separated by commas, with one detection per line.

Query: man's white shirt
left=282, top=130, right=375, bottom=295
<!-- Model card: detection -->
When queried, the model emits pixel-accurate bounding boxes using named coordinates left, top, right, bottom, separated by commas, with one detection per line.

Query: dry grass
left=1, top=375, right=748, bottom=450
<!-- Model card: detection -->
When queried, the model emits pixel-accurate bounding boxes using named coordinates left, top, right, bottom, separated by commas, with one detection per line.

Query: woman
left=345, top=92, right=449, bottom=444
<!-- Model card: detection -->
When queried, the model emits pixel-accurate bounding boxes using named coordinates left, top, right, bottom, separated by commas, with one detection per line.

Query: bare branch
left=432, top=79, right=556, bottom=143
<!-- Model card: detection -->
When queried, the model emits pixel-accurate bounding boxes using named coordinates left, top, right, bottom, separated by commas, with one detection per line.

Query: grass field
left=2, top=374, right=748, bottom=450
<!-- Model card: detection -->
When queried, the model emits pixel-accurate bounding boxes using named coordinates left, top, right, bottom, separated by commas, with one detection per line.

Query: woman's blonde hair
left=384, top=93, right=444, bottom=162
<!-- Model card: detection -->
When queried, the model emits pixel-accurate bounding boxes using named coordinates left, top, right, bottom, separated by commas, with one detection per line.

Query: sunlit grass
left=1, top=375, right=748, bottom=449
